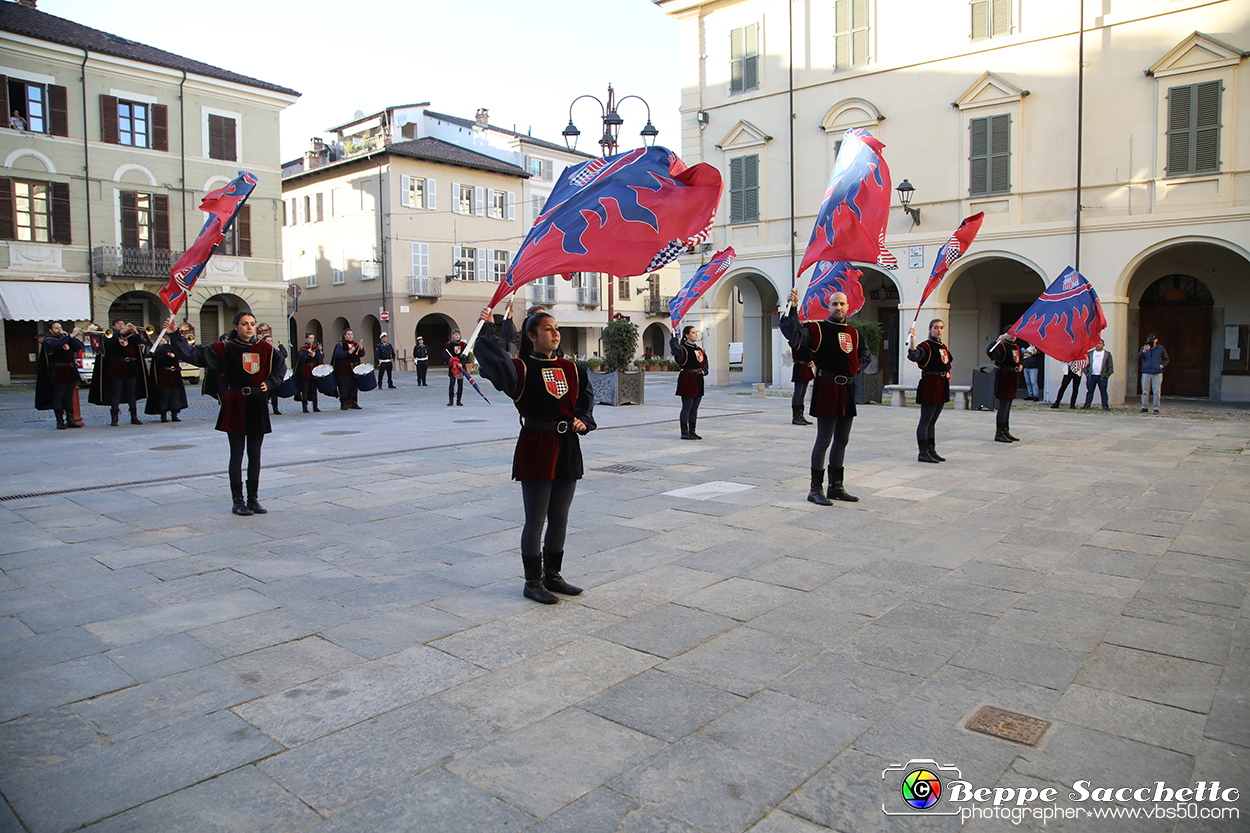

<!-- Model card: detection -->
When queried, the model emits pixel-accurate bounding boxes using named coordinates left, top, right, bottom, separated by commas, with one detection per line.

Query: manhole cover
left=452, top=419, right=488, bottom=424
left=151, top=444, right=197, bottom=451
left=965, top=706, right=1051, bottom=746
left=593, top=464, right=650, bottom=474
left=321, top=430, right=360, bottom=436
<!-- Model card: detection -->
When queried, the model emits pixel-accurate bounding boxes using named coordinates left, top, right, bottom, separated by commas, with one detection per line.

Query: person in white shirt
left=9, top=110, right=27, bottom=131
left=1081, top=340, right=1114, bottom=410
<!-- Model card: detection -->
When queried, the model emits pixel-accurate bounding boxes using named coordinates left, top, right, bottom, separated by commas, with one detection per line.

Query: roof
left=282, top=136, right=528, bottom=183
left=0, top=3, right=299, bottom=97
left=326, top=103, right=431, bottom=134
left=423, top=109, right=594, bottom=158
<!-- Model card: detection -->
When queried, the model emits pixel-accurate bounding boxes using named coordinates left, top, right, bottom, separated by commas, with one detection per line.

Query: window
left=527, top=156, right=552, bottom=181
left=13, top=181, right=48, bottom=242
left=314, top=193, right=324, bottom=222
left=834, top=0, right=870, bottom=69
left=493, top=249, right=508, bottom=282
left=457, top=183, right=474, bottom=215
left=411, top=242, right=429, bottom=277
left=490, top=189, right=506, bottom=219
left=1167, top=81, right=1222, bottom=176
left=729, top=154, right=760, bottom=223
left=303, top=196, right=312, bottom=224
left=332, top=269, right=345, bottom=285
left=971, top=0, right=1011, bottom=41
left=730, top=23, right=760, bottom=93
left=4, top=76, right=68, bottom=136
left=208, top=113, right=237, bottom=161
left=120, top=191, right=170, bottom=251
left=306, top=272, right=317, bottom=288
left=219, top=205, right=251, bottom=257
left=281, top=200, right=288, bottom=226
left=618, top=276, right=630, bottom=300
left=118, top=101, right=147, bottom=147
left=969, top=115, right=1010, bottom=196
left=532, top=194, right=547, bottom=224
left=456, top=246, right=477, bottom=281
left=403, top=176, right=425, bottom=209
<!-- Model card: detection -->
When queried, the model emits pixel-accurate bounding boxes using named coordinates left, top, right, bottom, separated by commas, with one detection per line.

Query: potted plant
left=589, top=316, right=644, bottom=405
left=847, top=317, right=884, bottom=404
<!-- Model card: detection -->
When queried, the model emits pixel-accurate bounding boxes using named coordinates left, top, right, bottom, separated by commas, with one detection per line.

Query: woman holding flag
left=671, top=326, right=708, bottom=439
left=475, top=306, right=596, bottom=605
left=907, top=320, right=952, bottom=463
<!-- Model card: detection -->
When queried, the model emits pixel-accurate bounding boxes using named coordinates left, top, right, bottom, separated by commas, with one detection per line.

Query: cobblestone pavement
left=1, top=375, right=1247, bottom=832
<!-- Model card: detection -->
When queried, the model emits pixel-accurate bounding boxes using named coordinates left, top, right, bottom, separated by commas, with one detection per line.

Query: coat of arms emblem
left=542, top=367, right=568, bottom=398
left=838, top=332, right=854, bottom=354
left=242, top=352, right=261, bottom=375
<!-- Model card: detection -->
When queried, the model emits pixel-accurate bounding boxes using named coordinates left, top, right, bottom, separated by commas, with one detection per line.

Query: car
left=76, top=342, right=95, bottom=385
left=729, top=342, right=743, bottom=366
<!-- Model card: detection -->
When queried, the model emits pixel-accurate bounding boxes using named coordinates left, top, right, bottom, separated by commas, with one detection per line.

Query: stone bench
left=883, top=384, right=973, bottom=410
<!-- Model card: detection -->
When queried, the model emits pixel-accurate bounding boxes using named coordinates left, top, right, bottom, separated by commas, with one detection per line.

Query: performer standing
left=987, top=333, right=1022, bottom=443
left=331, top=329, right=364, bottom=410
left=413, top=336, right=429, bottom=386
left=263, top=336, right=287, bottom=415
left=375, top=333, right=396, bottom=388
left=89, top=320, right=150, bottom=425
left=144, top=338, right=188, bottom=423
left=445, top=328, right=467, bottom=406
left=163, top=311, right=285, bottom=516
left=907, top=319, right=952, bottom=463
left=1052, top=357, right=1086, bottom=410
left=789, top=343, right=814, bottom=426
left=475, top=307, right=596, bottom=605
left=670, top=326, right=707, bottom=440
left=295, top=333, right=322, bottom=412
left=781, top=287, right=864, bottom=506
left=35, top=322, right=84, bottom=430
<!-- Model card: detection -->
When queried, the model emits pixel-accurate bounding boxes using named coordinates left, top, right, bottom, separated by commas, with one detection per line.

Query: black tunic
left=908, top=338, right=952, bottom=404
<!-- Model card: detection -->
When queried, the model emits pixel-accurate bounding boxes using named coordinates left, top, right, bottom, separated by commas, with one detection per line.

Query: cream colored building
left=658, top=0, right=1250, bottom=403
left=0, top=1, right=298, bottom=383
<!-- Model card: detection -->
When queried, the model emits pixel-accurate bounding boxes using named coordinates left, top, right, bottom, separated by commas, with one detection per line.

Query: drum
left=313, top=365, right=338, bottom=397
left=354, top=363, right=378, bottom=392
left=276, top=368, right=298, bottom=398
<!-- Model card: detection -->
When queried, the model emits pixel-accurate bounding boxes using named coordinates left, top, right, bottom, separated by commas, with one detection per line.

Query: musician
left=295, top=333, right=323, bottom=412
left=475, top=306, right=596, bottom=605
left=163, top=311, right=285, bottom=516
left=987, top=333, right=1022, bottom=443
left=780, top=288, right=867, bottom=505
left=908, top=319, right=952, bottom=463
left=144, top=337, right=188, bottom=423
left=375, top=333, right=396, bottom=389
left=35, top=322, right=84, bottom=429
left=88, top=319, right=150, bottom=425
left=445, top=328, right=467, bottom=406
left=262, top=336, right=288, bottom=415
left=413, top=336, right=429, bottom=386
left=789, top=343, right=814, bottom=426
left=670, top=326, right=707, bottom=440
left=331, top=329, right=365, bottom=410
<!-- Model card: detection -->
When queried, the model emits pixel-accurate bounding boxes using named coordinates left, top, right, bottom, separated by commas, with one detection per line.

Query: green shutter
left=970, top=0, right=988, bottom=41
left=1166, top=85, right=1192, bottom=175
left=1194, top=80, right=1221, bottom=173
left=743, top=154, right=759, bottom=221
left=835, top=0, right=850, bottom=69
left=730, top=156, right=745, bottom=222
left=969, top=118, right=989, bottom=195
left=992, top=0, right=1011, bottom=37
left=730, top=28, right=744, bottom=93
left=990, top=114, right=1011, bottom=193
left=743, top=23, right=759, bottom=90
left=852, top=0, right=869, bottom=65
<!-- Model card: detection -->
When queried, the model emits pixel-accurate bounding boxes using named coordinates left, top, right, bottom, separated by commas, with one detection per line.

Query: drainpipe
left=788, top=0, right=796, bottom=288
left=80, top=49, right=94, bottom=318
left=1075, top=0, right=1085, bottom=272
left=179, top=70, right=188, bottom=321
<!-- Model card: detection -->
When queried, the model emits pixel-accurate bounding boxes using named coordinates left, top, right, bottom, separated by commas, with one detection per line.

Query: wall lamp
left=896, top=179, right=920, bottom=226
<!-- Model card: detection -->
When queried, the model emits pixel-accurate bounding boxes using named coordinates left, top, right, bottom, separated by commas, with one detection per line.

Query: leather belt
left=525, top=419, right=571, bottom=434
left=123, top=357, right=138, bottom=362
left=225, top=383, right=266, bottom=396
left=816, top=369, right=852, bottom=384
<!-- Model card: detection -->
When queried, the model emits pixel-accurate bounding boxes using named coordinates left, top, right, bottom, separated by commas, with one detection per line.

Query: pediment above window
left=716, top=119, right=772, bottom=151
left=820, top=98, right=883, bottom=133
left=953, top=72, right=1028, bottom=110
left=1147, top=31, right=1247, bottom=78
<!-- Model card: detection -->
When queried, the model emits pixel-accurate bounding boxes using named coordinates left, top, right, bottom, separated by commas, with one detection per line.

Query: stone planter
left=589, top=370, right=645, bottom=406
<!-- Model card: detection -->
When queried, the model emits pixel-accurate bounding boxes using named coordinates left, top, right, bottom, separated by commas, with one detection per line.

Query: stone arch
left=3, top=148, right=56, bottom=173
left=202, top=175, right=233, bottom=193
left=330, top=317, right=351, bottom=343
left=416, top=313, right=455, bottom=366
left=304, top=318, right=324, bottom=347
left=820, top=98, right=884, bottom=132
left=706, top=268, right=780, bottom=385
left=199, top=293, right=252, bottom=343
left=642, top=322, right=671, bottom=359
left=112, top=164, right=158, bottom=186
left=940, top=254, right=1047, bottom=387
left=361, top=314, right=382, bottom=353
left=105, top=289, right=164, bottom=329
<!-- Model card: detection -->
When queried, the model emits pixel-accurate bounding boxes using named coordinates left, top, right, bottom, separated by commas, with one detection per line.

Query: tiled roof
left=388, top=137, right=528, bottom=177
left=424, top=109, right=594, bottom=158
left=0, top=3, right=299, bottom=97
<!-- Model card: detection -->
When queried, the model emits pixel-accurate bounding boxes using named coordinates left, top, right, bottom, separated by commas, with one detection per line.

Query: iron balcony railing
left=577, top=285, right=600, bottom=308
left=644, top=295, right=673, bottom=317
left=91, top=246, right=181, bottom=279
left=408, top=275, right=443, bottom=298
left=530, top=284, right=557, bottom=306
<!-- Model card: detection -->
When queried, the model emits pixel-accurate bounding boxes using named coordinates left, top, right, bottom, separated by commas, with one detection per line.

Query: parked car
left=76, top=342, right=95, bottom=385
left=729, top=342, right=743, bottom=366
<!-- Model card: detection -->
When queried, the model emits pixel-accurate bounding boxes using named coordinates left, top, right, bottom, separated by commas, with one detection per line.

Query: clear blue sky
left=34, top=0, right=681, bottom=161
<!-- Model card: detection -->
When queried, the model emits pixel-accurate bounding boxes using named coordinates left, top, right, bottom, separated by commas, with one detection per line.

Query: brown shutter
left=49, top=85, right=69, bottom=137
left=51, top=181, right=71, bottom=244
left=120, top=190, right=138, bottom=248
left=0, top=77, right=8, bottom=128
left=0, top=178, right=14, bottom=241
left=100, top=94, right=119, bottom=144
left=236, top=204, right=251, bottom=257
left=153, top=194, right=170, bottom=251
left=223, top=117, right=237, bottom=161
left=151, top=104, right=168, bottom=151
left=208, top=114, right=223, bottom=159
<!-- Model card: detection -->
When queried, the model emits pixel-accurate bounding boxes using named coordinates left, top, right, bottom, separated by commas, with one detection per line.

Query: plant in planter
left=846, top=317, right=884, bottom=404
left=589, top=317, right=644, bottom=405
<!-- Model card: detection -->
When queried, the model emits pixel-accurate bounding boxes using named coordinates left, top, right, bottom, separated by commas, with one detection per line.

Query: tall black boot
left=110, top=408, right=120, bottom=426
left=827, top=466, right=859, bottom=502
left=522, top=555, right=558, bottom=604
left=792, top=406, right=807, bottom=426
left=231, top=482, right=253, bottom=516
left=543, top=550, right=582, bottom=595
left=1003, top=422, right=1019, bottom=442
left=680, top=422, right=694, bottom=439
left=687, top=418, right=702, bottom=440
left=246, top=479, right=267, bottom=514
left=129, top=404, right=143, bottom=425
left=55, top=410, right=67, bottom=429
left=171, top=411, right=181, bottom=422
left=808, top=468, right=833, bottom=506
left=917, top=440, right=939, bottom=464
left=928, top=441, right=946, bottom=462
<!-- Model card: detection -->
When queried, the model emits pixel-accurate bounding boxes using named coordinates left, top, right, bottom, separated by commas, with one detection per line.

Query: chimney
left=475, top=108, right=489, bottom=126
left=304, top=137, right=327, bottom=171
left=17, top=0, right=38, bottom=8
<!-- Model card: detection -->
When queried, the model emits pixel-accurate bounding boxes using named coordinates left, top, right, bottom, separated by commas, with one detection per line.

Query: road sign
left=287, top=283, right=302, bottom=298
left=380, top=310, right=390, bottom=322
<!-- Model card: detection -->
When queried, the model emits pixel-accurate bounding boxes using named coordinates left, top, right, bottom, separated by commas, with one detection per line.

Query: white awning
left=0, top=281, right=91, bottom=321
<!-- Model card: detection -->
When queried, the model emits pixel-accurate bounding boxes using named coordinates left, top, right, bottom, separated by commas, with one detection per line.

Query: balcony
left=408, top=275, right=443, bottom=299
left=91, top=246, right=181, bottom=281
left=530, top=284, right=557, bottom=306
left=577, top=285, right=600, bottom=309
left=644, top=295, right=673, bottom=317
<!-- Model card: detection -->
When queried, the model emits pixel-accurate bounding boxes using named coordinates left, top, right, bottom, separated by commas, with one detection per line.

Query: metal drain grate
left=151, top=444, right=197, bottom=451
left=321, top=430, right=361, bottom=436
left=965, top=706, right=1051, bottom=746
left=593, top=464, right=650, bottom=474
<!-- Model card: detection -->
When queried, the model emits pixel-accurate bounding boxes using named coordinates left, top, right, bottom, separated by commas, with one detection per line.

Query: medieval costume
left=36, top=330, right=84, bottom=429
left=144, top=341, right=189, bottom=422
left=88, top=326, right=150, bottom=425
left=907, top=336, right=952, bottom=463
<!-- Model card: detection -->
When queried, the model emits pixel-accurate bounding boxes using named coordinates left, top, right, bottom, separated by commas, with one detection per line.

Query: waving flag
left=160, top=171, right=257, bottom=314
left=913, top=212, right=984, bottom=323
left=877, top=230, right=898, bottom=270
left=1008, top=267, right=1107, bottom=363
left=800, top=261, right=865, bottom=320
left=669, top=247, right=735, bottom=329
left=489, top=147, right=722, bottom=309
left=797, top=129, right=891, bottom=278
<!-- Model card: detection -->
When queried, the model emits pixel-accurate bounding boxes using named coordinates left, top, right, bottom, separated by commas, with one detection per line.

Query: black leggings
left=520, top=479, right=577, bottom=560
left=917, top=402, right=942, bottom=443
left=228, top=433, right=264, bottom=486
left=1055, top=372, right=1081, bottom=406
left=680, top=395, right=701, bottom=424
left=811, top=415, right=854, bottom=469
left=792, top=379, right=809, bottom=410
left=996, top=397, right=1013, bottom=430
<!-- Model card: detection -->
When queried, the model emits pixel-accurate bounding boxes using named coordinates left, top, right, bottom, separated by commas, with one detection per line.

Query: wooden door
left=4, top=320, right=39, bottom=378
left=877, top=307, right=899, bottom=385
left=1139, top=306, right=1211, bottom=397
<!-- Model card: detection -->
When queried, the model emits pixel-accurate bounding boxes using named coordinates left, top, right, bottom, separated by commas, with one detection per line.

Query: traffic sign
left=287, top=283, right=302, bottom=298
left=380, top=310, right=390, bottom=321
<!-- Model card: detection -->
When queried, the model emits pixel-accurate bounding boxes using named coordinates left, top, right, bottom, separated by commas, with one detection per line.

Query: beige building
left=0, top=1, right=298, bottom=383
left=658, top=0, right=1250, bottom=403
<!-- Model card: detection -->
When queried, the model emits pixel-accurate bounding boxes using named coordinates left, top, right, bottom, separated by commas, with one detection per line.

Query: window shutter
left=315, top=192, right=324, bottom=222
left=296, top=196, right=305, bottom=224
left=730, top=156, right=745, bottom=222
left=744, top=154, right=759, bottom=221
left=48, top=85, right=69, bottom=137
left=208, top=114, right=223, bottom=159
left=476, top=247, right=486, bottom=281
left=100, top=94, right=119, bottom=144
left=0, top=78, right=8, bottom=128
left=224, top=117, right=237, bottom=161
left=543, top=160, right=553, bottom=181
left=451, top=181, right=461, bottom=213
left=743, top=23, right=759, bottom=90
left=834, top=0, right=849, bottom=69
left=401, top=174, right=411, bottom=207
left=151, top=104, right=168, bottom=151
left=507, top=191, right=516, bottom=220
left=236, top=204, right=251, bottom=257
left=0, top=178, right=14, bottom=241
left=120, top=191, right=138, bottom=248
left=992, top=0, right=1011, bottom=36
left=51, top=181, right=71, bottom=244
left=969, top=117, right=989, bottom=195
left=852, top=0, right=869, bottom=66
left=989, top=114, right=1010, bottom=193
left=425, top=178, right=436, bottom=210
left=153, top=194, right=170, bottom=251
left=970, top=0, right=988, bottom=40
left=484, top=248, right=494, bottom=281
left=1194, top=80, right=1221, bottom=173
left=730, top=27, right=744, bottom=93
left=474, top=186, right=485, bottom=216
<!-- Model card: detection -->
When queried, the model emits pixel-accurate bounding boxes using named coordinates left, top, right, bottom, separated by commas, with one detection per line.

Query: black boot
left=680, top=422, right=694, bottom=439
left=688, top=419, right=702, bottom=440
left=522, top=555, right=558, bottom=604
left=917, top=440, right=939, bottom=464
left=543, top=551, right=582, bottom=596
left=1003, top=427, right=1019, bottom=442
left=807, top=468, right=833, bottom=506
left=110, top=409, right=120, bottom=426
left=231, top=482, right=253, bottom=516
left=827, top=466, right=859, bottom=502
left=1049, top=401, right=1060, bottom=409
left=171, top=412, right=181, bottom=422
left=928, top=442, right=946, bottom=463
left=995, top=429, right=1012, bottom=443
left=246, top=479, right=267, bottom=514
left=161, top=414, right=168, bottom=423
left=792, top=407, right=807, bottom=426
left=55, top=411, right=66, bottom=429
left=313, top=403, right=321, bottom=412
left=303, top=403, right=309, bottom=413
left=130, top=406, right=143, bottom=425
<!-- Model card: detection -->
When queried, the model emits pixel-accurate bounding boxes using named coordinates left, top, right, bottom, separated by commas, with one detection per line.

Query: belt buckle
left=241, top=386, right=252, bottom=395
left=556, top=421, right=569, bottom=434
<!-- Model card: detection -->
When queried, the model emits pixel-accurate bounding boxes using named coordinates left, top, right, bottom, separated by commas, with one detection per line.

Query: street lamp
left=897, top=179, right=920, bottom=226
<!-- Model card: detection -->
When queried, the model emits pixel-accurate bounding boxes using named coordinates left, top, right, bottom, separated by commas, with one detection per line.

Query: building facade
left=657, top=0, right=1250, bottom=402
left=0, top=1, right=298, bottom=383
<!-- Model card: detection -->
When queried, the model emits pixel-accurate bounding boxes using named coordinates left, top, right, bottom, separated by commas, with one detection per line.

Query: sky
left=34, top=0, right=682, bottom=161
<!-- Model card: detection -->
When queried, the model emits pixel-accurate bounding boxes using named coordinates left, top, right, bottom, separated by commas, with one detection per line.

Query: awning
left=0, top=281, right=91, bottom=321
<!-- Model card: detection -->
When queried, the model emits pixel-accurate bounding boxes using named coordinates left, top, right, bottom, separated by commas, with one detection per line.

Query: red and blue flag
left=160, top=171, right=257, bottom=314
left=1008, top=266, right=1107, bottom=363
left=490, top=147, right=722, bottom=309
left=800, top=261, right=865, bottom=320
left=669, top=247, right=735, bottom=329
left=797, top=129, right=891, bottom=278
left=914, top=212, right=984, bottom=323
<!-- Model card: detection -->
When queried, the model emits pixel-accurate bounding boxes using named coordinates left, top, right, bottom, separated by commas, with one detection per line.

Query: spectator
left=1082, top=339, right=1114, bottom=410
left=1139, top=334, right=1169, bottom=414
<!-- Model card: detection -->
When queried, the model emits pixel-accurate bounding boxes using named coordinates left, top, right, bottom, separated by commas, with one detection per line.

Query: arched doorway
left=642, top=322, right=670, bottom=359
left=107, top=290, right=163, bottom=330
left=200, top=293, right=250, bottom=344
left=361, top=314, right=382, bottom=353
left=708, top=270, right=779, bottom=385
left=1139, top=276, right=1213, bottom=398
left=855, top=267, right=903, bottom=390
left=941, top=255, right=1046, bottom=391
left=330, top=317, right=351, bottom=344
left=416, top=313, right=453, bottom=366
left=303, top=318, right=324, bottom=348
